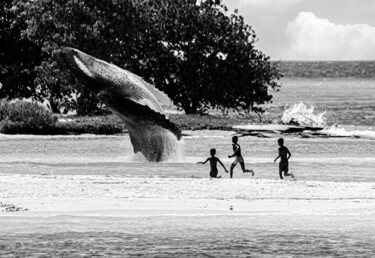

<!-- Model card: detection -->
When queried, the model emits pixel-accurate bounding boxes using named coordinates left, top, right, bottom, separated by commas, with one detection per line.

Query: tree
left=144, top=0, right=281, bottom=114
left=14, top=0, right=281, bottom=114
left=0, top=0, right=44, bottom=101
left=15, top=0, right=152, bottom=114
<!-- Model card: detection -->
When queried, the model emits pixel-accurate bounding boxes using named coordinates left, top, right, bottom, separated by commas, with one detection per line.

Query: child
left=197, top=148, right=228, bottom=178
left=228, top=136, right=254, bottom=178
left=274, top=138, right=295, bottom=179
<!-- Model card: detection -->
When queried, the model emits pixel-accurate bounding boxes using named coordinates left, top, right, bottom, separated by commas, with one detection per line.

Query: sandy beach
left=2, top=171, right=375, bottom=256
left=2, top=174, right=375, bottom=217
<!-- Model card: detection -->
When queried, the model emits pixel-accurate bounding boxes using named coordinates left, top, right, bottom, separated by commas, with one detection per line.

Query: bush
left=169, top=114, right=253, bottom=131
left=0, top=100, right=125, bottom=134
left=0, top=100, right=56, bottom=134
left=55, top=116, right=125, bottom=135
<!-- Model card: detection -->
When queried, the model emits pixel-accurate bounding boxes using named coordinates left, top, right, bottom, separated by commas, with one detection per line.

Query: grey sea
left=1, top=78, right=375, bottom=257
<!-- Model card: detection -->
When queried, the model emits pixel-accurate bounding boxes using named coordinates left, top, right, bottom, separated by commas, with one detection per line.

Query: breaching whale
left=55, top=47, right=182, bottom=161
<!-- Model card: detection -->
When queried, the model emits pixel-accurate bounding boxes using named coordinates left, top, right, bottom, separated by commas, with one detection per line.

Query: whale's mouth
left=54, top=47, right=182, bottom=161
left=56, top=48, right=121, bottom=94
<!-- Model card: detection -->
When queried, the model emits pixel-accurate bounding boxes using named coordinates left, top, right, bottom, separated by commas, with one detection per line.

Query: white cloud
left=238, top=0, right=302, bottom=9
left=284, top=12, right=375, bottom=60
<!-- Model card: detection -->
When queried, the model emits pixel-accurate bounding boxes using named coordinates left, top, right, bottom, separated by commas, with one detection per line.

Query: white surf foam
left=282, top=102, right=327, bottom=127
left=321, top=124, right=375, bottom=139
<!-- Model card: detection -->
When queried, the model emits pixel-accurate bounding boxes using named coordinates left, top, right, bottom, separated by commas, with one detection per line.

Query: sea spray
left=281, top=102, right=375, bottom=139
left=158, top=130, right=185, bottom=161
left=175, top=139, right=186, bottom=162
left=125, top=134, right=185, bottom=162
left=282, top=102, right=327, bottom=127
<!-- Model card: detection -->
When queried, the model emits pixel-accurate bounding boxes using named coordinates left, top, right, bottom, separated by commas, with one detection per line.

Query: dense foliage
left=0, top=0, right=45, bottom=101
left=1, top=0, right=281, bottom=115
left=54, top=116, right=125, bottom=135
left=0, top=99, right=56, bottom=134
left=146, top=1, right=281, bottom=113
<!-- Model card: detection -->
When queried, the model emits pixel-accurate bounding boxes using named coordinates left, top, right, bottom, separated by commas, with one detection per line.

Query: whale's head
left=55, top=47, right=182, bottom=161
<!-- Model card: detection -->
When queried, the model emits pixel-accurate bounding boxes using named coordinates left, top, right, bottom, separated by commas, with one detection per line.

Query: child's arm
left=274, top=155, right=280, bottom=163
left=287, top=149, right=292, bottom=160
left=197, top=158, right=209, bottom=165
left=228, top=144, right=239, bottom=158
left=217, top=158, right=228, bottom=172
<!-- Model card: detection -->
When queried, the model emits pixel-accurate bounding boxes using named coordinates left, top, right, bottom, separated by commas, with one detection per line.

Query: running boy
left=274, top=138, right=295, bottom=179
left=228, top=136, right=254, bottom=178
left=197, top=148, right=228, bottom=178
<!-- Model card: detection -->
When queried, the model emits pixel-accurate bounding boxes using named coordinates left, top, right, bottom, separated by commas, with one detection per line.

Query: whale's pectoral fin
left=130, top=74, right=173, bottom=109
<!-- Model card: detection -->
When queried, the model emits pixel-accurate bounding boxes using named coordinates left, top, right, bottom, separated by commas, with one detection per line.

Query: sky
left=222, top=0, right=375, bottom=60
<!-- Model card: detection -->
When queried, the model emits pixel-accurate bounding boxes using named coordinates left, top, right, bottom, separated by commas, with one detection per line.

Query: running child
left=197, top=148, right=228, bottom=178
left=228, top=136, right=254, bottom=178
left=274, top=138, right=295, bottom=179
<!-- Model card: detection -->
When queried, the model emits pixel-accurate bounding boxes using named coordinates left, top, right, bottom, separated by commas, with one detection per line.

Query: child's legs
left=283, top=163, right=291, bottom=176
left=279, top=163, right=283, bottom=179
left=230, top=163, right=236, bottom=178
left=239, top=162, right=246, bottom=172
left=279, top=161, right=289, bottom=179
left=210, top=170, right=218, bottom=178
left=239, top=162, right=253, bottom=173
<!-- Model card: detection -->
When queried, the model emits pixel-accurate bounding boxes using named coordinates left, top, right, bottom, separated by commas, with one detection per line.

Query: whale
left=55, top=47, right=182, bottom=161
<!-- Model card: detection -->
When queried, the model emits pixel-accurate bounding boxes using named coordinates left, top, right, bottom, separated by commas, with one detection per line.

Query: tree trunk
left=182, top=100, right=199, bottom=114
left=48, top=97, right=60, bottom=114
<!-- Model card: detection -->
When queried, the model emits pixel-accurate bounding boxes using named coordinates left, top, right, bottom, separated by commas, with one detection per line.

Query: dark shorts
left=210, top=169, right=218, bottom=178
left=279, top=160, right=289, bottom=173
left=232, top=156, right=244, bottom=165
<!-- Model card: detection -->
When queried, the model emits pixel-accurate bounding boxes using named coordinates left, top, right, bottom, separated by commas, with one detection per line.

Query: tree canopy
left=144, top=0, right=281, bottom=113
left=1, top=0, right=281, bottom=114
left=0, top=0, right=44, bottom=101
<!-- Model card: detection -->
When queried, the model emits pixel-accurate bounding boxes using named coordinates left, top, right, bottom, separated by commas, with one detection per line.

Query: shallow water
left=1, top=133, right=375, bottom=182
left=1, top=215, right=374, bottom=257
left=1, top=78, right=375, bottom=256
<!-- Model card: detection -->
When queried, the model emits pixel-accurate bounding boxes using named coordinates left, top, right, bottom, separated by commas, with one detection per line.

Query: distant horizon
left=270, top=59, right=375, bottom=62
left=223, top=0, right=375, bottom=61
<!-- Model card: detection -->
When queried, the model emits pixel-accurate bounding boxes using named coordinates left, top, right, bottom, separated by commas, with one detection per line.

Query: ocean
left=269, top=78, right=375, bottom=126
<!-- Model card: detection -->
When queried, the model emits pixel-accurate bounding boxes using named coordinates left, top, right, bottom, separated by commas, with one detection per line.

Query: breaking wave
left=281, top=102, right=375, bottom=139
left=282, top=102, right=327, bottom=127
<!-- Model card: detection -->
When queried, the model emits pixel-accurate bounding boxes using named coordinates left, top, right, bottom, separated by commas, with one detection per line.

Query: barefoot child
left=228, top=136, right=254, bottom=178
left=197, top=148, right=228, bottom=178
left=274, top=138, right=295, bottom=179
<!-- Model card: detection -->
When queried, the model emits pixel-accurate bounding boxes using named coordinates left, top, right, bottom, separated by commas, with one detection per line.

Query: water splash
left=282, top=102, right=327, bottom=127
left=124, top=138, right=185, bottom=162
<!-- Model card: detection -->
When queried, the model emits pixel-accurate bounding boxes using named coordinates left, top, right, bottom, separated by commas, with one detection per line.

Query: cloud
left=238, top=0, right=302, bottom=9
left=284, top=12, right=375, bottom=60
